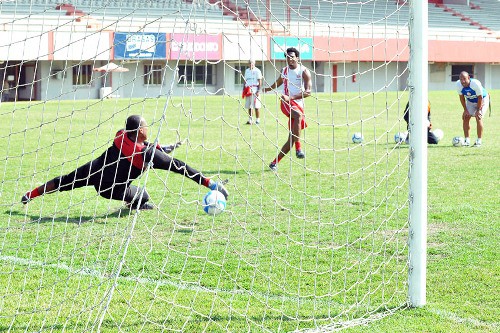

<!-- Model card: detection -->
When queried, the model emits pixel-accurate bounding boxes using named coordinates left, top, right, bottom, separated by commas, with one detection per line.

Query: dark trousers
left=51, top=160, right=149, bottom=207
left=50, top=148, right=205, bottom=206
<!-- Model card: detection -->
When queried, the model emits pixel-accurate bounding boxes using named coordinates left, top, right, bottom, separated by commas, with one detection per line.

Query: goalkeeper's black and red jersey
left=53, top=129, right=207, bottom=196
left=96, top=129, right=163, bottom=184
left=80, top=129, right=158, bottom=187
left=25, top=127, right=212, bottom=206
left=113, top=129, right=162, bottom=171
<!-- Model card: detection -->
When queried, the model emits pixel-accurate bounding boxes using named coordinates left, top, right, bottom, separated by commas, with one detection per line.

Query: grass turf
left=0, top=90, right=498, bottom=332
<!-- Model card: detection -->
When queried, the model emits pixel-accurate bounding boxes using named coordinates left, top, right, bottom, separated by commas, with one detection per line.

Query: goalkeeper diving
left=21, top=115, right=229, bottom=210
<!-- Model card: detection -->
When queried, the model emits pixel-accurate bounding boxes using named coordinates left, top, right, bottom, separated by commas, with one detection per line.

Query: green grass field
left=0, top=90, right=498, bottom=332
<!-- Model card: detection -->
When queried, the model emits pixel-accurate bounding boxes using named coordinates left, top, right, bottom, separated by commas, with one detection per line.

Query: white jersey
left=244, top=67, right=262, bottom=94
left=282, top=65, right=306, bottom=109
left=456, top=78, right=487, bottom=103
left=456, top=78, right=489, bottom=116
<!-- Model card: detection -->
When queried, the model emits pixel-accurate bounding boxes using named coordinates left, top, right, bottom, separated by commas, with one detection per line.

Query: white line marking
left=0, top=255, right=344, bottom=307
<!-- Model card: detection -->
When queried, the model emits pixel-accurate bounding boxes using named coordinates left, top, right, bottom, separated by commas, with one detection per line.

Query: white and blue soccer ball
left=394, top=131, right=408, bottom=144
left=202, top=190, right=226, bottom=216
left=433, top=128, right=444, bottom=142
left=452, top=136, right=464, bottom=147
left=352, top=132, right=364, bottom=144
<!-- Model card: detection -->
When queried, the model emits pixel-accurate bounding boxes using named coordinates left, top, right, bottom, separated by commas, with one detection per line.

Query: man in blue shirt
left=456, top=71, right=489, bottom=147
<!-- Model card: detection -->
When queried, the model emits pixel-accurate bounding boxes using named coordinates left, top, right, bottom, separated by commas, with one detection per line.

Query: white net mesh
left=1, top=0, right=412, bottom=331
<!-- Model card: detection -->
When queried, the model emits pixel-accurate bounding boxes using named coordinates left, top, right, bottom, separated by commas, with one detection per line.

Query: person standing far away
left=263, top=47, right=312, bottom=171
left=243, top=59, right=263, bottom=125
left=456, top=71, right=489, bottom=147
left=2, top=79, right=10, bottom=102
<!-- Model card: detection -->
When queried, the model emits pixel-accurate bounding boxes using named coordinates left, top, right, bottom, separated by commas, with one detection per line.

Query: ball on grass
left=203, top=190, right=226, bottom=216
left=433, top=128, right=444, bottom=142
left=394, top=132, right=408, bottom=144
left=452, top=136, right=464, bottom=147
left=352, top=132, right=363, bottom=144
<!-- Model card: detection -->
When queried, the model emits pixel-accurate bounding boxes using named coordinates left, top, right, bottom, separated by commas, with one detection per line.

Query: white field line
left=0, top=255, right=345, bottom=307
left=1, top=254, right=222, bottom=293
left=2, top=255, right=442, bottom=331
left=428, top=308, right=498, bottom=330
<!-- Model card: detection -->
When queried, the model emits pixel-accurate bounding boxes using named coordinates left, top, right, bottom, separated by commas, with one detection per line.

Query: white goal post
left=408, top=0, right=428, bottom=308
left=0, top=0, right=427, bottom=331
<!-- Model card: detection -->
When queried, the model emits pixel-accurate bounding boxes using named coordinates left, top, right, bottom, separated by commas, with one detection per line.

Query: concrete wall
left=6, top=59, right=500, bottom=103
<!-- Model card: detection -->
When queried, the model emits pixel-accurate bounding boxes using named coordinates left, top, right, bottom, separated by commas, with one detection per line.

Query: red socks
left=272, top=141, right=301, bottom=165
left=26, top=187, right=40, bottom=199
left=202, top=178, right=211, bottom=188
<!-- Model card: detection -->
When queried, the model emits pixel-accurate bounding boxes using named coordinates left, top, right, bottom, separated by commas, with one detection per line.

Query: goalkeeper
left=21, top=115, right=229, bottom=210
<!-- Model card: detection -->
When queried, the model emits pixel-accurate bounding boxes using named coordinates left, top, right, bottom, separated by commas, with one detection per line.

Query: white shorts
left=245, top=94, right=261, bottom=110
left=465, top=94, right=489, bottom=116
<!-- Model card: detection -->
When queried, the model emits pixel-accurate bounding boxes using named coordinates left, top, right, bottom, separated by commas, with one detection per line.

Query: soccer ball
left=433, top=128, right=444, bottom=142
left=452, top=136, right=464, bottom=147
left=394, top=131, right=408, bottom=144
left=202, top=190, right=226, bottom=216
left=352, top=132, right=363, bottom=144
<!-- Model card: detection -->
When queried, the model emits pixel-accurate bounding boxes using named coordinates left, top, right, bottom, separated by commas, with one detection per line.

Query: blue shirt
left=456, top=78, right=487, bottom=103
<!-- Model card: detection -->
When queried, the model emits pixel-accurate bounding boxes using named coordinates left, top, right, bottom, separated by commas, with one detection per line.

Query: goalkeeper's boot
left=128, top=201, right=154, bottom=210
left=209, top=180, right=229, bottom=199
left=296, top=150, right=305, bottom=159
left=21, top=194, right=31, bottom=205
left=21, top=188, right=41, bottom=205
left=138, top=202, right=154, bottom=210
left=269, top=162, right=277, bottom=172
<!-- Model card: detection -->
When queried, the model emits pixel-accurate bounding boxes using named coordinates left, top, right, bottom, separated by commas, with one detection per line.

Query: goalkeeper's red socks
left=27, top=187, right=40, bottom=199
left=271, top=156, right=283, bottom=165
left=22, top=187, right=40, bottom=204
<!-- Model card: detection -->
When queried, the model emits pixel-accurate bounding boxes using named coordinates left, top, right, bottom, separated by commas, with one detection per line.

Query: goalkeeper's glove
left=208, top=180, right=229, bottom=199
left=160, top=140, right=183, bottom=154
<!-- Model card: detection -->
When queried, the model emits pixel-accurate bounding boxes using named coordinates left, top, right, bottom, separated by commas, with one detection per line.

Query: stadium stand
left=443, top=0, right=500, bottom=31
left=0, top=0, right=229, bottom=21
left=2, top=0, right=499, bottom=32
left=428, top=3, right=481, bottom=30
left=206, top=0, right=259, bottom=22
left=1, top=1, right=497, bottom=39
left=241, top=0, right=499, bottom=33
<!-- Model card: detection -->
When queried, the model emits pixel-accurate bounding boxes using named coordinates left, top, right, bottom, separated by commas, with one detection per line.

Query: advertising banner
left=270, top=36, right=313, bottom=60
left=170, top=33, right=221, bottom=60
left=223, top=34, right=267, bottom=61
left=114, top=32, right=166, bottom=59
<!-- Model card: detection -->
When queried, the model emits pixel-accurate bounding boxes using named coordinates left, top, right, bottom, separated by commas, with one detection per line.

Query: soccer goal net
left=1, top=0, right=426, bottom=331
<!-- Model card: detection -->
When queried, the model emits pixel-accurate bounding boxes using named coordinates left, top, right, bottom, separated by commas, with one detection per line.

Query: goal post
left=408, top=0, right=428, bottom=308
left=0, top=0, right=428, bottom=331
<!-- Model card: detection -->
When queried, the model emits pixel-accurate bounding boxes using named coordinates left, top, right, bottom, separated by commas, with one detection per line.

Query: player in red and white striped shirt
left=263, top=47, right=312, bottom=171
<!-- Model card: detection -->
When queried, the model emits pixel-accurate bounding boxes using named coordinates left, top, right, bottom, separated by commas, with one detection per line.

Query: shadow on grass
left=7, top=207, right=133, bottom=224
left=202, top=169, right=240, bottom=176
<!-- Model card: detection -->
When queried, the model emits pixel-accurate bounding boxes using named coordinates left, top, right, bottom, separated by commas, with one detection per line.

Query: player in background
left=21, top=115, right=229, bottom=210
left=456, top=71, right=489, bottom=147
left=403, top=100, right=441, bottom=144
left=2, top=79, right=11, bottom=102
left=242, top=59, right=263, bottom=125
left=263, top=47, right=312, bottom=171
